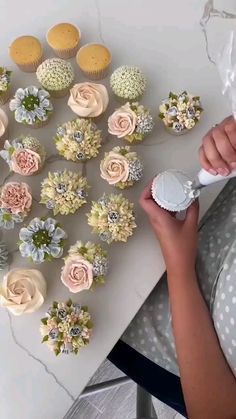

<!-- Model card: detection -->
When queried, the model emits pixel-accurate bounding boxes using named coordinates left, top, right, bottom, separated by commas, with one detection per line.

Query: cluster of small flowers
left=110, top=66, right=146, bottom=100
left=0, top=67, right=11, bottom=92
left=159, top=91, right=203, bottom=133
left=36, top=58, right=74, bottom=91
left=40, top=300, right=93, bottom=356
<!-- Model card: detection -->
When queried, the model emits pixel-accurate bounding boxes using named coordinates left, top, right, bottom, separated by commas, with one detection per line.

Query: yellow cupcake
left=47, top=23, right=81, bottom=59
left=76, top=43, right=112, bottom=80
left=9, top=36, right=43, bottom=73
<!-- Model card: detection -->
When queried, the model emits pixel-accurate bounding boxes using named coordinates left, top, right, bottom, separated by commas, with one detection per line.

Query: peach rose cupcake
left=68, top=82, right=109, bottom=118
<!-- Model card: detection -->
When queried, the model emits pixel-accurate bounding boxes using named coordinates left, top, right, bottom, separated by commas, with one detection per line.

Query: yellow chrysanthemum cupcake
left=9, top=36, right=43, bottom=72
left=76, top=43, right=111, bottom=80
left=47, top=23, right=81, bottom=59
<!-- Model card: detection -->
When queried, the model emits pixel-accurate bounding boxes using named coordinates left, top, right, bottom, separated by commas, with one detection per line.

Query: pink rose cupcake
left=108, top=102, right=154, bottom=144
left=0, top=182, right=32, bottom=228
left=0, top=136, right=46, bottom=176
left=68, top=82, right=109, bottom=118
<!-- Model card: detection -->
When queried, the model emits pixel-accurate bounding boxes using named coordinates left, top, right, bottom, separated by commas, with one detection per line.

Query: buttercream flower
left=159, top=91, right=203, bottom=135
left=108, top=103, right=137, bottom=138
left=0, top=269, right=47, bottom=315
left=68, top=82, right=109, bottom=118
left=0, top=108, right=8, bottom=139
left=40, top=300, right=93, bottom=356
left=36, top=58, right=74, bottom=97
left=0, top=137, right=46, bottom=175
left=9, top=86, right=53, bottom=127
left=110, top=66, right=146, bottom=100
left=0, top=182, right=32, bottom=215
left=100, top=151, right=129, bottom=185
left=100, top=146, right=143, bottom=189
left=87, top=193, right=136, bottom=244
left=11, top=149, right=41, bottom=176
left=0, top=67, right=11, bottom=105
left=55, top=118, right=102, bottom=162
left=61, top=255, right=93, bottom=293
left=0, top=208, right=23, bottom=229
left=40, top=170, right=89, bottom=215
left=19, top=217, right=67, bottom=264
left=108, top=102, right=154, bottom=143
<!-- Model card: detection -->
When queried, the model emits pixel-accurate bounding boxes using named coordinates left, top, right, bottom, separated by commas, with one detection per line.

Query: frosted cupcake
left=0, top=136, right=46, bottom=176
left=76, top=43, right=111, bottom=80
left=47, top=22, right=81, bottom=58
left=9, top=36, right=43, bottom=72
left=36, top=58, right=74, bottom=98
left=68, top=82, right=109, bottom=118
left=87, top=193, right=136, bottom=244
left=40, top=300, right=93, bottom=356
left=100, top=146, right=143, bottom=189
left=40, top=170, right=89, bottom=215
left=0, top=182, right=32, bottom=230
left=19, top=217, right=67, bottom=264
left=110, top=66, right=146, bottom=101
left=108, top=102, right=154, bottom=143
left=61, top=241, right=108, bottom=292
left=159, top=91, right=203, bottom=135
left=0, top=108, right=8, bottom=143
left=0, top=67, right=11, bottom=105
left=55, top=118, right=102, bottom=162
left=9, top=86, right=53, bottom=128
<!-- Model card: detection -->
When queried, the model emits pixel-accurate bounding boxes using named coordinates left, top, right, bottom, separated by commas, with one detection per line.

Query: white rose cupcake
left=0, top=108, right=8, bottom=143
left=68, top=82, right=109, bottom=118
left=100, top=146, right=143, bottom=189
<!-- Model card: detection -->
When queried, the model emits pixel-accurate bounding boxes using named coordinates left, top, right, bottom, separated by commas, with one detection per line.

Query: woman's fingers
left=212, top=127, right=236, bottom=168
left=198, top=145, right=217, bottom=175
left=202, top=132, right=230, bottom=176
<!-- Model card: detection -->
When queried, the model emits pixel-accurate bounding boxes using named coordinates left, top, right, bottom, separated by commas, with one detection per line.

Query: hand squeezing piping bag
left=152, top=31, right=236, bottom=212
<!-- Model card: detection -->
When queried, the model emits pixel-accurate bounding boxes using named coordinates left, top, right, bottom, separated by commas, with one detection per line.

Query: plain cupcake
left=68, top=82, right=109, bottom=118
left=47, top=22, right=81, bottom=59
left=36, top=58, right=74, bottom=98
left=0, top=67, right=11, bottom=105
left=76, top=43, right=111, bottom=80
left=9, top=36, right=43, bottom=72
left=0, top=108, right=9, bottom=144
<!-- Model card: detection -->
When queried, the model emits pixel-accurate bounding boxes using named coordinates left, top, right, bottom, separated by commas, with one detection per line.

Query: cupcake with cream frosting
left=0, top=108, right=8, bottom=143
left=36, top=58, right=74, bottom=98
left=110, top=66, right=146, bottom=101
left=100, top=146, right=143, bottom=189
left=0, top=67, right=11, bottom=105
left=68, top=82, right=109, bottom=118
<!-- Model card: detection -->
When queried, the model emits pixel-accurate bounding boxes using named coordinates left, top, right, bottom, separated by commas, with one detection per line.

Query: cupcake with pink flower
left=0, top=136, right=46, bottom=176
left=108, top=102, right=154, bottom=144
left=61, top=241, right=108, bottom=293
left=0, top=181, right=32, bottom=229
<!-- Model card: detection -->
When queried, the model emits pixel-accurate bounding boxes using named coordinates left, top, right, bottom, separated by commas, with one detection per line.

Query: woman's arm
left=140, top=187, right=236, bottom=419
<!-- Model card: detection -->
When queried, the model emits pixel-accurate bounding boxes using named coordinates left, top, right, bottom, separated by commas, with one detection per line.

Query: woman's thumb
left=185, top=200, right=199, bottom=225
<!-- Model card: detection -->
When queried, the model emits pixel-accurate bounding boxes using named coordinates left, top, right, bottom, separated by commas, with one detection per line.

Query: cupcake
left=0, top=108, right=9, bottom=143
left=47, top=22, right=81, bottom=59
left=9, top=86, right=53, bottom=128
left=108, top=102, right=154, bottom=143
left=0, top=241, right=8, bottom=270
left=19, top=217, right=67, bottom=264
left=159, top=91, right=203, bottom=135
left=87, top=193, right=136, bottom=244
left=0, top=182, right=32, bottom=228
left=68, top=82, right=109, bottom=118
left=100, top=146, right=143, bottom=189
left=61, top=241, right=108, bottom=292
left=40, top=300, right=93, bottom=356
left=76, top=43, right=111, bottom=80
left=0, top=136, right=46, bottom=176
left=36, top=58, right=74, bottom=98
left=0, top=67, right=11, bottom=105
left=9, top=36, right=43, bottom=72
left=110, top=66, right=146, bottom=101
left=40, top=170, right=89, bottom=215
left=55, top=118, right=102, bottom=162
left=0, top=269, right=47, bottom=315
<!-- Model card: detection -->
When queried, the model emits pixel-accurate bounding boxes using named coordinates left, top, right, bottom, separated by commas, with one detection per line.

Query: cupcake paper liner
left=79, top=66, right=111, bottom=81
left=53, top=44, right=80, bottom=59
left=0, top=88, right=11, bottom=106
left=47, top=85, right=72, bottom=98
left=16, top=54, right=43, bottom=73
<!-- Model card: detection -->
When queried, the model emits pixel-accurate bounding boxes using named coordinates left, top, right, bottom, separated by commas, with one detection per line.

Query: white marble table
left=1, top=0, right=236, bottom=418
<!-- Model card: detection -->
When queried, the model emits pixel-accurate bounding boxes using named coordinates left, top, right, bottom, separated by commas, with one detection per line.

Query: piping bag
left=152, top=31, right=236, bottom=212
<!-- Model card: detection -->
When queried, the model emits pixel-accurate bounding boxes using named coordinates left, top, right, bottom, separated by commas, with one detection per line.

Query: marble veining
left=7, top=311, right=76, bottom=403
left=200, top=0, right=236, bottom=64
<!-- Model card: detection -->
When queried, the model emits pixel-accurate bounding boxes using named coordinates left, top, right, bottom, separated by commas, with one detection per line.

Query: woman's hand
left=139, top=183, right=199, bottom=276
left=199, top=115, right=236, bottom=176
